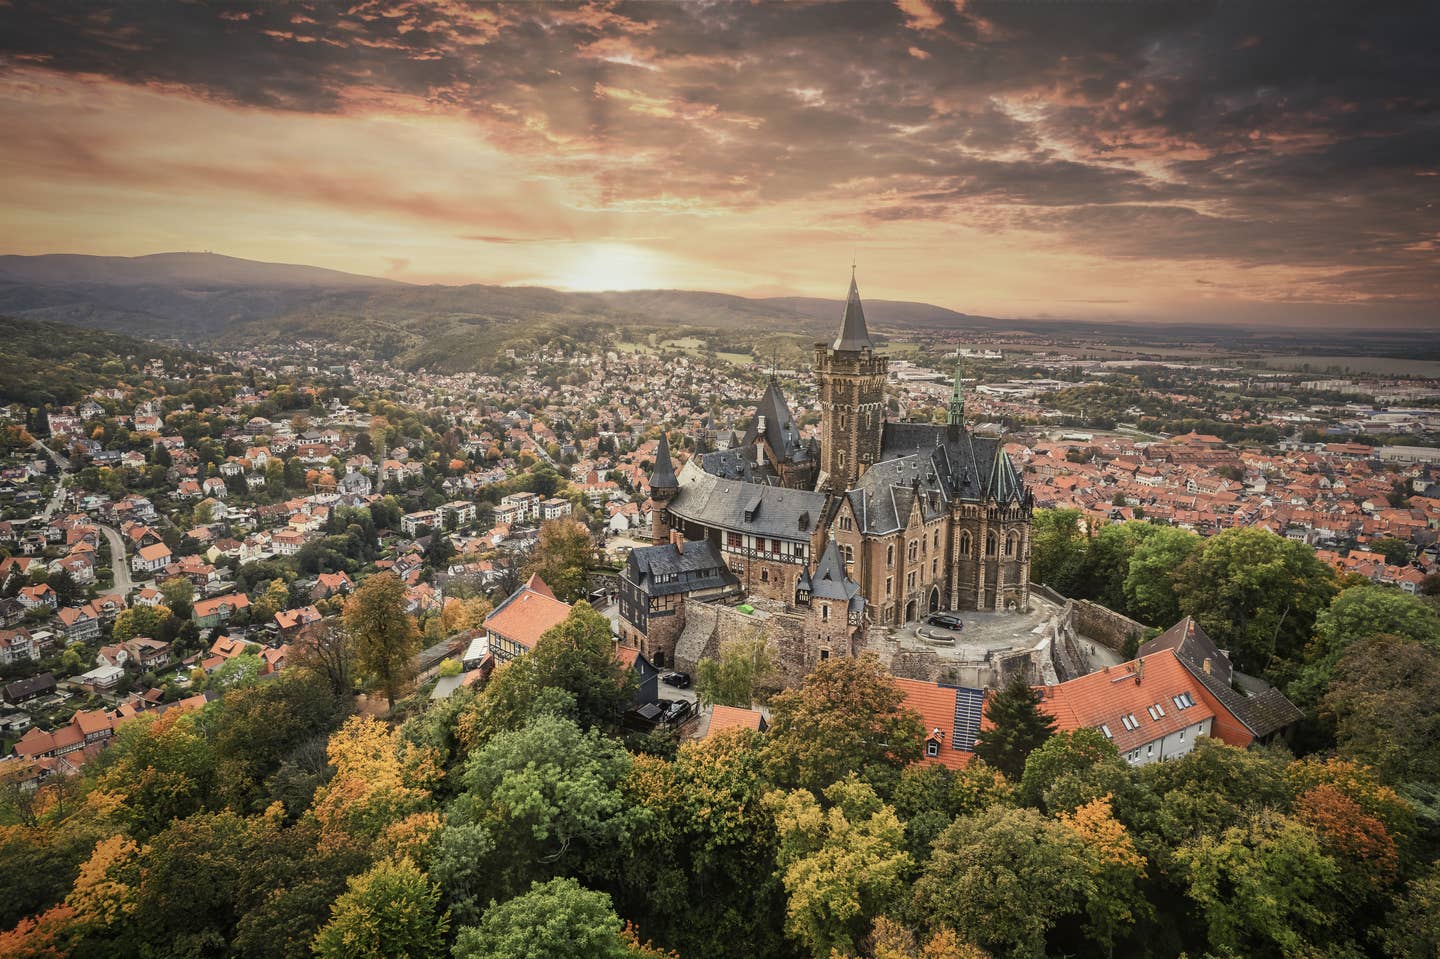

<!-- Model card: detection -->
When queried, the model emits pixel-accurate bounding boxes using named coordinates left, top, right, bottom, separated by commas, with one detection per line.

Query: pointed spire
left=832, top=268, right=873, bottom=352
left=650, top=431, right=678, bottom=490
left=948, top=355, right=965, bottom=427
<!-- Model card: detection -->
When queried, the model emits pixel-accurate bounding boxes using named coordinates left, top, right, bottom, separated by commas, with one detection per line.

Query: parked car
left=926, top=612, right=964, bottom=630
left=661, top=670, right=692, bottom=689
left=660, top=699, right=693, bottom=725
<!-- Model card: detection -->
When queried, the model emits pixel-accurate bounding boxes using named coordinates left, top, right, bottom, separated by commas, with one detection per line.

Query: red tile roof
left=894, top=677, right=988, bottom=770
left=1040, top=651, right=1215, bottom=755
left=706, top=705, right=767, bottom=737
left=484, top=576, right=571, bottom=653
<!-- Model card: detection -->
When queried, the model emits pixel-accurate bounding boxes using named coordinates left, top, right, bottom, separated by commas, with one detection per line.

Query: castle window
left=821, top=604, right=830, bottom=622
left=840, top=516, right=853, bottom=532
left=933, top=530, right=940, bottom=549
left=760, top=568, right=769, bottom=583
left=986, top=532, right=997, bottom=557
left=886, top=545, right=894, bottom=567
left=727, top=531, right=741, bottom=549
left=959, top=531, right=972, bottom=557
left=908, top=541, right=918, bottom=562
left=843, top=544, right=854, bottom=567
left=932, top=559, right=937, bottom=576
left=885, top=576, right=893, bottom=598
left=1005, top=532, right=1017, bottom=557
left=819, top=648, right=830, bottom=660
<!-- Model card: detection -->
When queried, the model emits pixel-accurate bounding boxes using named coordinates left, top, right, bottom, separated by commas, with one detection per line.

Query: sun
left=553, top=243, right=665, bottom=292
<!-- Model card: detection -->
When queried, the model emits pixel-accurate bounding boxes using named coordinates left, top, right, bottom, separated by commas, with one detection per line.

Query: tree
left=290, top=619, right=355, bottom=698
left=1122, top=526, right=1201, bottom=626
left=769, top=777, right=912, bottom=958
left=452, top=878, right=628, bottom=959
left=1379, top=861, right=1440, bottom=959
left=310, top=717, right=434, bottom=852
left=763, top=655, right=924, bottom=795
left=423, top=529, right=453, bottom=570
left=522, top=602, right=635, bottom=730
left=1173, top=527, right=1336, bottom=672
left=440, top=714, right=644, bottom=909
left=1293, top=585, right=1440, bottom=707
left=1057, top=796, right=1151, bottom=954
left=695, top=635, right=777, bottom=708
left=1174, top=811, right=1343, bottom=959
left=975, top=676, right=1056, bottom=781
left=915, top=806, right=1088, bottom=959
left=1321, top=634, right=1440, bottom=785
left=111, top=604, right=174, bottom=644
left=311, top=858, right=448, bottom=959
left=524, top=519, right=592, bottom=603
left=343, top=572, right=419, bottom=708
left=157, top=577, right=194, bottom=620
left=91, top=711, right=215, bottom=838
left=1369, top=536, right=1411, bottom=566
left=1029, top=509, right=1087, bottom=596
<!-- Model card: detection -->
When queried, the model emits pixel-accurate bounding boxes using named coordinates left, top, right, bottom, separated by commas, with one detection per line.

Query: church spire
left=650, top=431, right=678, bottom=490
left=832, top=268, right=873, bottom=352
left=948, top=355, right=965, bottom=427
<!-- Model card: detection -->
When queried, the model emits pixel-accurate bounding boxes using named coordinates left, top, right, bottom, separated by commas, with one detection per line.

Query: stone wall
left=1072, top=599, right=1147, bottom=653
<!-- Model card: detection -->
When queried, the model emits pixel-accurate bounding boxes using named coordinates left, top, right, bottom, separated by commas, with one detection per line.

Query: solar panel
left=950, top=686, right=985, bottom=752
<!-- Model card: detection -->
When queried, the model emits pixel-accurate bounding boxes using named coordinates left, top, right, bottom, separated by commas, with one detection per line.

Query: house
left=401, top=510, right=439, bottom=537
left=617, top=536, right=743, bottom=668
left=17, top=583, right=57, bottom=610
left=77, top=664, right=126, bottom=691
left=132, top=542, right=173, bottom=575
left=56, top=604, right=102, bottom=643
left=192, top=592, right=251, bottom=629
left=895, top=677, right=988, bottom=770
left=0, top=628, right=37, bottom=665
left=703, top=704, right=769, bottom=739
left=4, top=673, right=57, bottom=704
left=483, top=574, right=572, bottom=662
left=541, top=497, right=573, bottom=521
left=275, top=605, right=322, bottom=636
left=312, top=571, right=356, bottom=600
left=615, top=643, right=660, bottom=707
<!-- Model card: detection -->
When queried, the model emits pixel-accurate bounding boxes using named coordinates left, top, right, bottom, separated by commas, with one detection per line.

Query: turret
left=649, top=431, right=679, bottom=544
left=815, top=268, right=887, bottom=492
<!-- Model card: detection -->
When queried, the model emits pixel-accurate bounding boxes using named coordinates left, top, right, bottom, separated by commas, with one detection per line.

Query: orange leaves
left=66, top=835, right=143, bottom=928
left=1294, top=785, right=1398, bottom=888
left=1059, top=795, right=1147, bottom=875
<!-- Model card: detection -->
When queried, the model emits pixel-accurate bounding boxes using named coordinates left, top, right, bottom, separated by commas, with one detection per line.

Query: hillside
left=0, top=315, right=213, bottom=407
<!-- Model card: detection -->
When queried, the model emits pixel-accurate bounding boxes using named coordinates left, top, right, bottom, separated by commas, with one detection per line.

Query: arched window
left=1005, top=531, right=1018, bottom=557
left=886, top=544, right=894, bottom=567
left=986, top=532, right=997, bottom=557
left=933, top=529, right=940, bottom=549
left=908, top=541, right=918, bottom=562
left=959, top=531, right=972, bottom=557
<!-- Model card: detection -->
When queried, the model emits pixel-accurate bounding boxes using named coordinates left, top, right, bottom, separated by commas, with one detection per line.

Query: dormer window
left=925, top=740, right=940, bottom=758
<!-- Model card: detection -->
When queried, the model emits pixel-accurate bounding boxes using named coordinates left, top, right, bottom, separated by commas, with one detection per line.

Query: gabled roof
left=485, top=576, right=571, bottom=653
left=804, top=541, right=863, bottom=612
left=706, top=704, right=767, bottom=737
left=1140, top=616, right=1232, bottom=686
left=833, top=272, right=873, bottom=351
left=1040, top=652, right=1216, bottom=755
left=741, top=378, right=808, bottom=465
left=894, top=677, right=988, bottom=770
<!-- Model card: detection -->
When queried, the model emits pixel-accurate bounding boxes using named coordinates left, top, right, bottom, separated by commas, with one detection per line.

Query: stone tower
left=815, top=271, right=887, bottom=493
left=648, top=431, right=679, bottom=544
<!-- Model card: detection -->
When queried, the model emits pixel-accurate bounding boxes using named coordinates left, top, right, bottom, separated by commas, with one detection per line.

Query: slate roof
left=624, top=540, right=740, bottom=598
left=799, top=541, right=864, bottom=614
left=669, top=459, right=827, bottom=542
left=833, top=273, right=873, bottom=351
left=649, top=432, right=678, bottom=490
left=1180, top=658, right=1304, bottom=739
left=741, top=378, right=810, bottom=465
left=1140, top=616, right=1233, bottom=686
left=879, top=422, right=1027, bottom=506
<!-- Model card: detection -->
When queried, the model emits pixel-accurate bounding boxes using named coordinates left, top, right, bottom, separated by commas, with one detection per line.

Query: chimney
left=1202, top=657, right=1212, bottom=675
left=671, top=529, right=683, bottom=554
left=1134, top=657, right=1145, bottom=685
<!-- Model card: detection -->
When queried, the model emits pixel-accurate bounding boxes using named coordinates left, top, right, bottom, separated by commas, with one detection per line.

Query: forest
left=2, top=524, right=1439, bottom=958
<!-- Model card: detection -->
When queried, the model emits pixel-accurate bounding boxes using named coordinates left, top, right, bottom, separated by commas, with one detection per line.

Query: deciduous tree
left=312, top=858, right=447, bottom=959
left=343, top=572, right=419, bottom=708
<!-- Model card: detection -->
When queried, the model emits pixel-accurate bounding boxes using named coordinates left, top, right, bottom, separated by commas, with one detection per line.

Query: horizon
left=0, top=3, right=1437, bottom=329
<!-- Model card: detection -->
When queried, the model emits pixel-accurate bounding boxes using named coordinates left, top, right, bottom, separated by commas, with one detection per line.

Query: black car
left=661, top=671, right=692, bottom=689
left=926, top=612, right=964, bottom=630
left=660, top=699, right=693, bottom=725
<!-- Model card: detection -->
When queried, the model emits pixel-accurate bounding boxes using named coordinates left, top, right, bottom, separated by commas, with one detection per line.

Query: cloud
left=0, top=0, right=1435, bottom=322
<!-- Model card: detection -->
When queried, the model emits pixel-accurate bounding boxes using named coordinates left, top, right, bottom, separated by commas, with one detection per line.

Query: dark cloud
left=1, top=0, right=1436, bottom=304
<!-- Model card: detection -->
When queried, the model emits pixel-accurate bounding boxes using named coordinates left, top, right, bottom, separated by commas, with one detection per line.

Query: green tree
left=1173, top=527, right=1336, bottom=672
left=975, top=676, right=1056, bottom=781
left=1293, top=585, right=1440, bottom=706
left=1379, top=860, right=1440, bottom=959
left=524, top=601, right=636, bottom=731
left=769, top=777, right=912, bottom=959
left=312, top=858, right=448, bottom=959
left=915, top=805, right=1089, bottom=959
left=763, top=655, right=923, bottom=795
left=1368, top=537, right=1411, bottom=566
left=342, top=572, right=419, bottom=708
left=1018, top=727, right=1145, bottom=823
left=523, top=519, right=593, bottom=603
left=111, top=604, right=174, bottom=643
left=1030, top=508, right=1088, bottom=596
left=452, top=878, right=628, bottom=959
left=695, top=635, right=776, bottom=708
left=1139, top=738, right=1290, bottom=848
left=1174, top=810, right=1343, bottom=959
left=1321, top=634, right=1440, bottom=786
left=1122, top=526, right=1201, bottom=626
left=157, top=576, right=195, bottom=620
left=439, top=714, right=645, bottom=910
left=90, top=711, right=216, bottom=839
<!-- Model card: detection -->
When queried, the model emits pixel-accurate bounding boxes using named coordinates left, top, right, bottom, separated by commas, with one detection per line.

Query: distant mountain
left=0, top=252, right=406, bottom=289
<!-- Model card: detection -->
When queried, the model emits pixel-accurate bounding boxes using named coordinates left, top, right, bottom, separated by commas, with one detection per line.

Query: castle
left=622, top=272, right=1033, bottom=669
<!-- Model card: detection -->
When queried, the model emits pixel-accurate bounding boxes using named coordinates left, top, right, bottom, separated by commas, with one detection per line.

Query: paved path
left=97, top=524, right=136, bottom=596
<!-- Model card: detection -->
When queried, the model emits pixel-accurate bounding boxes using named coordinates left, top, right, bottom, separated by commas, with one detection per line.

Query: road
left=97, top=524, right=136, bottom=595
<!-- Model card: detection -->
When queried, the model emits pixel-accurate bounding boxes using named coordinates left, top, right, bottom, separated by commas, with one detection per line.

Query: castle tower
left=815, top=271, right=887, bottom=493
left=648, top=431, right=679, bottom=544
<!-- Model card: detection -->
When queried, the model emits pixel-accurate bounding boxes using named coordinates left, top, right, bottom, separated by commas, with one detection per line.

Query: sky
left=0, top=1, right=1436, bottom=327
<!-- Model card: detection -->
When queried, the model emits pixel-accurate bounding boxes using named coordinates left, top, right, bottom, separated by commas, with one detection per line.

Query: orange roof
left=73, top=710, right=113, bottom=737
left=706, top=705, right=766, bottom=737
left=894, top=677, right=987, bottom=770
left=484, top=578, right=571, bottom=653
left=1040, top=651, right=1215, bottom=755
